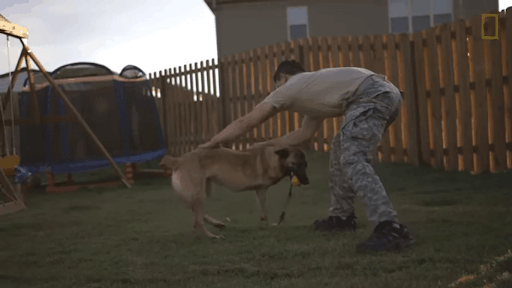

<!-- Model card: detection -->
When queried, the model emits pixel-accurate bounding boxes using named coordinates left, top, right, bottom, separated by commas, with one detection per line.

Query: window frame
left=388, top=0, right=453, bottom=34
left=286, top=6, right=310, bottom=41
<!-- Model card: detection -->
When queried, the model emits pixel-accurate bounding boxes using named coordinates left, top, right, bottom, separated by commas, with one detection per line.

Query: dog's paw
left=213, top=235, right=225, bottom=240
left=271, top=223, right=279, bottom=226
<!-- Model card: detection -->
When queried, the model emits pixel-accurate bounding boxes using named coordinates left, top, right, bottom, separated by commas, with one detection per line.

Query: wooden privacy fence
left=149, top=8, right=512, bottom=174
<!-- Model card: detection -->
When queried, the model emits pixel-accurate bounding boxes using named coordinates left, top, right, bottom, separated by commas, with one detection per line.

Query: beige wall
left=214, top=0, right=389, bottom=58
left=212, top=0, right=499, bottom=58
left=453, top=0, right=499, bottom=20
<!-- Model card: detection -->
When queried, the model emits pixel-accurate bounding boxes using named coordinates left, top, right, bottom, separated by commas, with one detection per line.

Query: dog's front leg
left=255, top=189, right=268, bottom=224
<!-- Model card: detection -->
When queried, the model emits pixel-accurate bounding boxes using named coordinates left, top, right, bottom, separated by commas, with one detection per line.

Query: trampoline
left=18, top=62, right=166, bottom=175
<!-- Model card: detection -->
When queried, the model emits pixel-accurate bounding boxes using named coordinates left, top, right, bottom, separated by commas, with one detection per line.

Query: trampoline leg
left=65, top=173, right=73, bottom=184
left=124, top=163, right=134, bottom=185
left=45, top=169, right=55, bottom=188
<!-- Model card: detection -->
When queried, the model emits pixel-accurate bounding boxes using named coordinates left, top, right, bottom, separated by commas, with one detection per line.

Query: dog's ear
left=274, top=148, right=290, bottom=159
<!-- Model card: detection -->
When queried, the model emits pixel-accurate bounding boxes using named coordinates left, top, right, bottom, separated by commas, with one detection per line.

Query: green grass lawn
left=1, top=151, right=511, bottom=288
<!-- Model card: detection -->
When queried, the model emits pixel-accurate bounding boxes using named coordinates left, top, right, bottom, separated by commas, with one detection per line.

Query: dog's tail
left=160, top=155, right=180, bottom=171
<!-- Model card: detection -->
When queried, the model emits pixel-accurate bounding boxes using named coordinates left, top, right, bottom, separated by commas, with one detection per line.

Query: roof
left=204, top=0, right=276, bottom=11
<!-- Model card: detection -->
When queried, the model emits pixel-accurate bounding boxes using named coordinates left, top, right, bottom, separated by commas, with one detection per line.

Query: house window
left=389, top=0, right=410, bottom=33
left=388, top=0, right=453, bottom=33
left=432, top=0, right=452, bottom=24
left=391, top=17, right=409, bottom=33
left=412, top=15, right=431, bottom=32
left=287, top=6, right=309, bottom=40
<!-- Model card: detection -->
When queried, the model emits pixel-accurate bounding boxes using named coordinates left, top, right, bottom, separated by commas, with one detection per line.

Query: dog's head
left=274, top=147, right=309, bottom=185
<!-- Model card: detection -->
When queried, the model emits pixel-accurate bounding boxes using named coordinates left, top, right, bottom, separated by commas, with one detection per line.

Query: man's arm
left=262, top=115, right=324, bottom=148
left=200, top=102, right=278, bottom=148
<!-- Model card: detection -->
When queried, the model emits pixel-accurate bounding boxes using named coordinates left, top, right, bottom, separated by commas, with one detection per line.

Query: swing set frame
left=0, top=14, right=132, bottom=216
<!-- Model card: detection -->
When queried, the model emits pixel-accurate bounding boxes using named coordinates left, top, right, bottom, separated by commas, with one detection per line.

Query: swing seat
left=0, top=155, right=20, bottom=176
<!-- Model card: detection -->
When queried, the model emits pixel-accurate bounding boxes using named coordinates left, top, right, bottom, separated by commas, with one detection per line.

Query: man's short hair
left=273, top=60, right=306, bottom=82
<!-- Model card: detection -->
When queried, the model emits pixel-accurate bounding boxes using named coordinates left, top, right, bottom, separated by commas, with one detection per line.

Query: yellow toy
left=291, top=174, right=301, bottom=187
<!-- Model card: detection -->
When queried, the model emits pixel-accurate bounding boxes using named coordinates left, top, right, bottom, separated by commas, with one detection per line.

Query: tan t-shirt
left=263, top=67, right=378, bottom=117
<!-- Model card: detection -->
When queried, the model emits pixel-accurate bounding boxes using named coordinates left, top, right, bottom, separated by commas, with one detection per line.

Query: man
left=198, top=60, right=414, bottom=253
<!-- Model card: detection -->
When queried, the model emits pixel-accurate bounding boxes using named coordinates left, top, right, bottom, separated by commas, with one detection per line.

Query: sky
left=0, top=0, right=217, bottom=76
left=1, top=0, right=512, bottom=77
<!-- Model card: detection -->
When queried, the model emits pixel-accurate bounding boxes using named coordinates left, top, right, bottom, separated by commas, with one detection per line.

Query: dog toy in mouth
left=291, top=174, right=301, bottom=187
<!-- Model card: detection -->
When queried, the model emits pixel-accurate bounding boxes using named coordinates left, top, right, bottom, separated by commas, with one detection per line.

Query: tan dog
left=159, top=145, right=310, bottom=239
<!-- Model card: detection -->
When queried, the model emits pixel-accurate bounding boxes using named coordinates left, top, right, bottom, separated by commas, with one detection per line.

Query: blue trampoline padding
left=23, top=148, right=167, bottom=174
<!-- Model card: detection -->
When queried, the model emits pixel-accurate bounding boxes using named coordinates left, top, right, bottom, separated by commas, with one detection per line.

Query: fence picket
left=212, top=59, right=221, bottom=135
left=193, top=63, right=203, bottom=146
left=399, top=33, right=420, bottom=166
left=225, top=55, right=236, bottom=149
left=351, top=36, right=362, bottom=67
left=199, top=61, right=208, bottom=142
left=487, top=13, right=507, bottom=172
left=180, top=66, right=189, bottom=154
left=172, top=68, right=180, bottom=155
left=440, top=24, right=459, bottom=170
left=413, top=31, right=432, bottom=165
left=204, top=60, right=213, bottom=139
left=165, top=69, right=175, bottom=154
left=426, top=27, right=445, bottom=168
left=159, top=70, right=169, bottom=149
left=455, top=19, right=475, bottom=171
left=470, top=16, right=490, bottom=173
left=219, top=56, right=231, bottom=138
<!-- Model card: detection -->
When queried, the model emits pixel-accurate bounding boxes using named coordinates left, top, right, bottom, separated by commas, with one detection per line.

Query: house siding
left=215, top=3, right=287, bottom=58
left=214, top=0, right=389, bottom=58
left=210, top=0, right=499, bottom=58
left=453, top=0, right=499, bottom=20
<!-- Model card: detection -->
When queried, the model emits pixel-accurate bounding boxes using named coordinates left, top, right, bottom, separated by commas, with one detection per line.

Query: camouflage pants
left=328, top=75, right=403, bottom=226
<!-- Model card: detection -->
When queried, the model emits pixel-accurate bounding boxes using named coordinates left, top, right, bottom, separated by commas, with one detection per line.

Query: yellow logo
left=482, top=14, right=499, bottom=40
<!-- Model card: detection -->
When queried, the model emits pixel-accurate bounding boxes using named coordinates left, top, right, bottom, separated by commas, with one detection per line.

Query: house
left=204, top=0, right=499, bottom=58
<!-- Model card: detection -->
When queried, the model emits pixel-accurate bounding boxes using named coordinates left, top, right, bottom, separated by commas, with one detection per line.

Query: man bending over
left=199, top=60, right=414, bottom=253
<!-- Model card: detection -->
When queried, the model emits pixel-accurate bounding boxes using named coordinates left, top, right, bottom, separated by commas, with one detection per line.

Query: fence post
left=159, top=70, right=169, bottom=147
left=218, top=57, right=228, bottom=131
left=398, top=33, right=421, bottom=166
left=410, top=37, right=424, bottom=166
